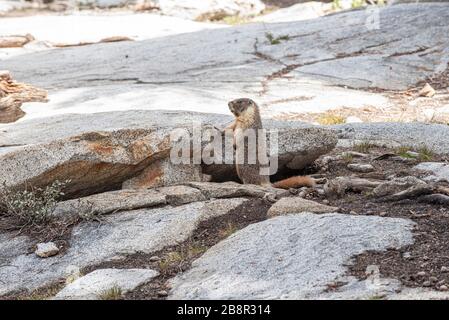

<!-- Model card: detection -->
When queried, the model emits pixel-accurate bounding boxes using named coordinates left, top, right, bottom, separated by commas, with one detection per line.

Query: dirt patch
left=80, top=198, right=271, bottom=300
left=307, top=147, right=449, bottom=292
left=418, top=63, right=449, bottom=91
left=0, top=282, right=65, bottom=301
left=0, top=216, right=80, bottom=256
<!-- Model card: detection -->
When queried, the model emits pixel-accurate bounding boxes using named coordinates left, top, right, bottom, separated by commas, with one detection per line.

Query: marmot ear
left=228, top=102, right=233, bottom=109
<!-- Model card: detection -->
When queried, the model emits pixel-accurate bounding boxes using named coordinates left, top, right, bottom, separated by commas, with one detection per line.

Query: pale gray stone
left=335, top=122, right=449, bottom=155
left=54, top=188, right=167, bottom=218
left=347, top=163, right=375, bottom=173
left=122, top=159, right=205, bottom=189
left=169, top=213, right=415, bottom=299
left=186, top=181, right=285, bottom=199
left=267, top=197, right=338, bottom=217
left=0, top=198, right=246, bottom=295
left=414, top=162, right=449, bottom=182
left=35, top=242, right=59, bottom=258
left=54, top=268, right=159, bottom=300
left=0, top=4, right=446, bottom=130
left=0, top=111, right=336, bottom=196
left=160, top=185, right=207, bottom=206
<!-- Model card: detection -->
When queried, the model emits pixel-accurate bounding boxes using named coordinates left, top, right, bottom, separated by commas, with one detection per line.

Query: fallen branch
left=324, top=177, right=381, bottom=197
left=436, top=186, right=449, bottom=196
left=0, top=71, right=48, bottom=123
left=375, top=185, right=434, bottom=202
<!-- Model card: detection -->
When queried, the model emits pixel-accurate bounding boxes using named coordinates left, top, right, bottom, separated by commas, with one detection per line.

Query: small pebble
left=422, top=281, right=432, bottom=287
left=379, top=212, right=387, bottom=217
left=157, top=290, right=168, bottom=297
left=350, top=210, right=357, bottom=215
left=322, top=199, right=329, bottom=205
left=403, top=252, right=412, bottom=259
left=417, top=271, right=426, bottom=277
left=439, top=285, right=448, bottom=291
left=149, top=256, right=160, bottom=262
left=441, top=266, right=449, bottom=272
left=35, top=242, right=59, bottom=258
left=429, top=276, right=438, bottom=283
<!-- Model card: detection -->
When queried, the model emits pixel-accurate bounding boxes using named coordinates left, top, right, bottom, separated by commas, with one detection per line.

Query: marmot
left=226, top=98, right=315, bottom=189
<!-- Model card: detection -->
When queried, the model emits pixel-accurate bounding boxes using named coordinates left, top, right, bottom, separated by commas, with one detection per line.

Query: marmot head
left=228, top=98, right=257, bottom=117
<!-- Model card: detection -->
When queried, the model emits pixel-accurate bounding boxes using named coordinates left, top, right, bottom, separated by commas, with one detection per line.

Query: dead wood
left=324, top=177, right=381, bottom=197
left=418, top=194, right=449, bottom=205
left=0, top=34, right=34, bottom=48
left=375, top=185, right=434, bottom=202
left=0, top=71, right=48, bottom=123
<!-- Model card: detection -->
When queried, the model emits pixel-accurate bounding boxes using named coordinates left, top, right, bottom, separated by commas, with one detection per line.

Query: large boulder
left=169, top=213, right=415, bottom=299
left=53, top=182, right=282, bottom=218
left=414, top=162, right=449, bottom=182
left=334, top=122, right=449, bottom=154
left=0, top=198, right=247, bottom=295
left=0, top=111, right=336, bottom=196
left=54, top=268, right=159, bottom=300
left=0, top=128, right=175, bottom=197
left=0, top=13, right=222, bottom=56
left=1, top=4, right=447, bottom=126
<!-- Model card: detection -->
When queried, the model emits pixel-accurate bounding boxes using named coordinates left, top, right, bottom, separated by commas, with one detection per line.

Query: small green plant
left=0, top=180, right=69, bottom=228
left=77, top=200, right=103, bottom=222
left=265, top=32, right=290, bottom=45
left=99, top=285, right=122, bottom=300
left=353, top=141, right=375, bottom=153
left=341, top=152, right=354, bottom=163
left=418, top=146, right=433, bottom=161
left=395, top=146, right=415, bottom=158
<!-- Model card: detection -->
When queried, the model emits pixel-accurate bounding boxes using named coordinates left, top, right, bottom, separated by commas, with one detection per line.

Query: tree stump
left=0, top=71, right=48, bottom=123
